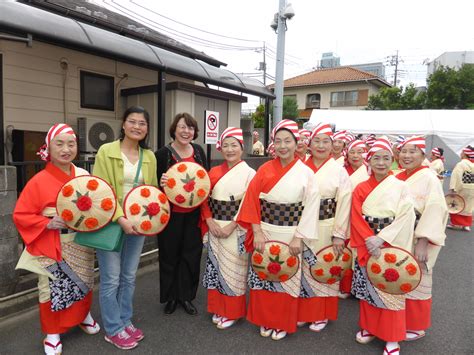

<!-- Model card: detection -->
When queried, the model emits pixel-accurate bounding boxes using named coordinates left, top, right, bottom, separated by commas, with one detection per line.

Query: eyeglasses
left=177, top=124, right=195, bottom=131
left=126, top=119, right=147, bottom=128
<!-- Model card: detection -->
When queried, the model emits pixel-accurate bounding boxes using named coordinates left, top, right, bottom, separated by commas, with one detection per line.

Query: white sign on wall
left=204, top=110, right=220, bottom=144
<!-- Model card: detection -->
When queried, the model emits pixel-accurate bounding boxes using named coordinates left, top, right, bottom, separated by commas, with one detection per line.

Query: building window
left=330, top=90, right=358, bottom=107
left=80, top=71, right=114, bottom=110
left=306, top=93, right=321, bottom=109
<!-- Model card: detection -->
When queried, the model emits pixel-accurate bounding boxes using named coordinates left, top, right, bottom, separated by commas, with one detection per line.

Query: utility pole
left=262, top=41, right=267, bottom=86
left=387, top=50, right=402, bottom=86
left=273, top=0, right=287, bottom=124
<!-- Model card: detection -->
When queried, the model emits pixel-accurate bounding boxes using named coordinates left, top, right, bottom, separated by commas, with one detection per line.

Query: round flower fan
left=310, top=245, right=352, bottom=284
left=163, top=162, right=210, bottom=208
left=56, top=176, right=117, bottom=232
left=123, top=185, right=171, bottom=236
left=251, top=240, right=300, bottom=283
left=367, top=246, right=422, bottom=295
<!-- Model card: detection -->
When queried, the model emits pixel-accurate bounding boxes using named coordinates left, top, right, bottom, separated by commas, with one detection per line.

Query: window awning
left=0, top=1, right=275, bottom=99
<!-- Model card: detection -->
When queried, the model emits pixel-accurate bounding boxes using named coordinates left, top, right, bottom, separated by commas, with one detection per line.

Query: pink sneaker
left=104, top=330, right=138, bottom=350
left=125, top=324, right=144, bottom=341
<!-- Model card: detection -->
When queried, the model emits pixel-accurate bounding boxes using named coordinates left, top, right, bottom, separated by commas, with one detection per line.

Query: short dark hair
left=169, top=113, right=199, bottom=140
left=119, top=106, right=150, bottom=149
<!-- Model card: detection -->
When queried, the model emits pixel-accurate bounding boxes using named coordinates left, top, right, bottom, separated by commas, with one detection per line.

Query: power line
left=129, top=0, right=262, bottom=43
left=106, top=1, right=261, bottom=51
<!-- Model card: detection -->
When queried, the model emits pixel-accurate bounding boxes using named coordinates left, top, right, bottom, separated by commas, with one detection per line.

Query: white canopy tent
left=307, top=110, right=474, bottom=170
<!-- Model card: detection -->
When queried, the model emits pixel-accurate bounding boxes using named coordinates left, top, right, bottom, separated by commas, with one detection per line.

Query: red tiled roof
left=269, top=66, right=391, bottom=89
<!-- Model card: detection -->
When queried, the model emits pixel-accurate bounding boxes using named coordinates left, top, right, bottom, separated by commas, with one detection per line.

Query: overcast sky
left=101, top=0, right=474, bottom=109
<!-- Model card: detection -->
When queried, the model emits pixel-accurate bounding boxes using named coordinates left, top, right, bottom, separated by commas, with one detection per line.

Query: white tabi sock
left=82, top=312, right=94, bottom=325
left=46, top=333, right=60, bottom=344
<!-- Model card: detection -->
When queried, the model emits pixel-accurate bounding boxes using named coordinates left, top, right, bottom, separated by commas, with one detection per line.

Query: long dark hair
left=119, top=106, right=150, bottom=149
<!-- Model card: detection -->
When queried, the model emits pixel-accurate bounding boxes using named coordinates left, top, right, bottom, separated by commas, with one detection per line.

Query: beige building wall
left=0, top=40, right=160, bottom=134
left=284, top=82, right=382, bottom=110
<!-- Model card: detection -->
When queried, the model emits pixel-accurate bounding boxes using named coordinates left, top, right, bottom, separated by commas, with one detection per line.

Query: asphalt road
left=0, top=227, right=472, bottom=355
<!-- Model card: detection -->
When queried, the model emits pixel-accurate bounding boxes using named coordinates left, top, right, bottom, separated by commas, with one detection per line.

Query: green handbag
left=75, top=221, right=124, bottom=251
left=74, top=148, right=143, bottom=252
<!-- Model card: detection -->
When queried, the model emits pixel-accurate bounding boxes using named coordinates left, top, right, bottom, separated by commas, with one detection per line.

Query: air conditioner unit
left=77, top=117, right=122, bottom=153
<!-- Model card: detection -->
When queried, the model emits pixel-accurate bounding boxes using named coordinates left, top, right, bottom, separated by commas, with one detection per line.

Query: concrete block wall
left=0, top=166, right=19, bottom=297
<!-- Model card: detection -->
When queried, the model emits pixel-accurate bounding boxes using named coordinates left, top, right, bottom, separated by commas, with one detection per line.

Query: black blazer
left=155, top=143, right=208, bottom=182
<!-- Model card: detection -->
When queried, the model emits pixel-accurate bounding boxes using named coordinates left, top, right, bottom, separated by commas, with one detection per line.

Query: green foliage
left=282, top=96, right=299, bottom=119
left=426, top=64, right=474, bottom=109
left=251, top=104, right=265, bottom=128
left=367, top=64, right=474, bottom=110
left=425, top=66, right=460, bottom=108
left=367, top=84, right=425, bottom=110
left=251, top=96, right=299, bottom=128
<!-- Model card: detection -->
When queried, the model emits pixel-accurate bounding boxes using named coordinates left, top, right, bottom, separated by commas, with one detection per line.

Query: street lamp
left=271, top=1, right=295, bottom=125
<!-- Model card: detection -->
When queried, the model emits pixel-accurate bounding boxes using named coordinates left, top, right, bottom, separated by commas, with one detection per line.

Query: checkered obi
left=363, top=215, right=395, bottom=234
left=209, top=197, right=241, bottom=221
left=462, top=171, right=473, bottom=184
left=319, top=198, right=337, bottom=220
left=260, top=199, right=303, bottom=226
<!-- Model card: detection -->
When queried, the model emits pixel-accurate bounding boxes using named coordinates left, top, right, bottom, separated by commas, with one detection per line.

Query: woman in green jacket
left=93, top=106, right=157, bottom=350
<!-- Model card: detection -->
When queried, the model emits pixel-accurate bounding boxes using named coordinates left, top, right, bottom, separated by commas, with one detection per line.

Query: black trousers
left=157, top=209, right=203, bottom=303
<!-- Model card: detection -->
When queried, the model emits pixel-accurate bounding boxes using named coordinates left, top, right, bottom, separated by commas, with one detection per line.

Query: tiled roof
left=270, top=67, right=391, bottom=88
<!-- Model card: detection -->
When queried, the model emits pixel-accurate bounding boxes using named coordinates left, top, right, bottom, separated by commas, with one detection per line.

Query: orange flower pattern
left=177, top=164, right=187, bottom=173
left=140, top=188, right=151, bottom=198
left=257, top=272, right=268, bottom=280
left=400, top=283, right=413, bottom=293
left=279, top=274, right=289, bottom=282
left=196, top=169, right=206, bottom=179
left=253, top=253, right=263, bottom=265
left=286, top=256, right=297, bottom=267
left=342, top=253, right=350, bottom=262
left=269, top=244, right=281, bottom=256
left=86, top=179, right=99, bottom=191
left=129, top=203, right=141, bottom=215
left=327, top=278, right=337, bottom=284
left=314, top=268, right=324, bottom=276
left=384, top=253, right=397, bottom=263
left=101, top=198, right=114, bottom=211
left=62, top=185, right=74, bottom=197
left=371, top=263, right=382, bottom=274
left=61, top=209, right=74, bottom=222
left=377, top=283, right=387, bottom=290
left=197, top=188, right=206, bottom=198
left=167, top=178, right=176, bottom=189
left=159, top=193, right=167, bottom=204
left=405, top=263, right=418, bottom=276
left=84, top=217, right=99, bottom=229
left=323, top=253, right=334, bottom=262
left=140, top=220, right=152, bottom=231
left=160, top=214, right=170, bottom=225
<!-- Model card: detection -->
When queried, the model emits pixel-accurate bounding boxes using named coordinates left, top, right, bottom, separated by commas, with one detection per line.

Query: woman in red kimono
left=339, top=139, right=369, bottom=299
left=397, top=136, right=447, bottom=342
left=13, top=124, right=100, bottom=355
left=350, top=137, right=416, bottom=355
left=298, top=123, right=352, bottom=332
left=447, top=146, right=473, bottom=231
left=201, top=127, right=256, bottom=329
left=237, top=120, right=320, bottom=341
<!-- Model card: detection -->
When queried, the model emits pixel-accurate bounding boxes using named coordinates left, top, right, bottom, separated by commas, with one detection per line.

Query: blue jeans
left=96, top=234, right=145, bottom=336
